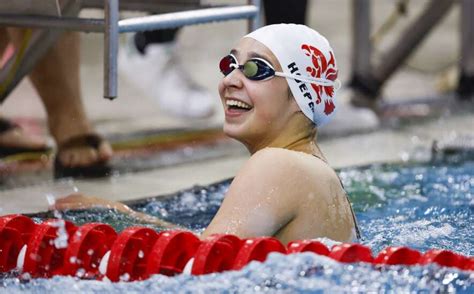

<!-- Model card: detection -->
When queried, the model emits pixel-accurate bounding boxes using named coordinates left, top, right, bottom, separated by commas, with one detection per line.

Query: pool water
left=2, top=159, right=473, bottom=293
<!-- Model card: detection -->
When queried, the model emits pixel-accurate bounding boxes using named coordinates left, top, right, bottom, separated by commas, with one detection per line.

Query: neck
left=246, top=117, right=324, bottom=160
left=279, top=132, right=325, bottom=160
left=282, top=136, right=317, bottom=153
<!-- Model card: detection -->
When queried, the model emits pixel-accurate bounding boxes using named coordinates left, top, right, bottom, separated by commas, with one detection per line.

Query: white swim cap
left=245, top=24, right=340, bottom=126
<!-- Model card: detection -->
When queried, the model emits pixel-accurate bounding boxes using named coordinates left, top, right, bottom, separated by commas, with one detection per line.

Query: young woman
left=55, top=24, right=360, bottom=244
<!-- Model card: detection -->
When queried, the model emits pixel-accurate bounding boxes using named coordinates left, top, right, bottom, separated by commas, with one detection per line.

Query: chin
left=224, top=121, right=252, bottom=142
left=223, top=123, right=262, bottom=152
left=223, top=123, right=240, bottom=140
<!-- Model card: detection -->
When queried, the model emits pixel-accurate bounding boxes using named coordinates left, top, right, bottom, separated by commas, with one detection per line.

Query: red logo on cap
left=301, top=44, right=337, bottom=115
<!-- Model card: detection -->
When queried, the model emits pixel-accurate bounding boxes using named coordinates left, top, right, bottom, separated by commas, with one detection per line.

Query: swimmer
left=54, top=24, right=360, bottom=244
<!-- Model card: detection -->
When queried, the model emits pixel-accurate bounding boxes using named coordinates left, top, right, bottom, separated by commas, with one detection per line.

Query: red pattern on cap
left=301, top=44, right=338, bottom=115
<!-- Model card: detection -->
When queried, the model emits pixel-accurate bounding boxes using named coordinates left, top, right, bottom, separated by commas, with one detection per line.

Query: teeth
left=226, top=99, right=252, bottom=109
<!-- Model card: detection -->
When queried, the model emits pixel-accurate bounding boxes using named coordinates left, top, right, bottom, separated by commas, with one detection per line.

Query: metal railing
left=0, top=0, right=261, bottom=101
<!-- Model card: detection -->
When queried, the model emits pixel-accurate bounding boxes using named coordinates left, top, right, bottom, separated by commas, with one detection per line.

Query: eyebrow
left=229, top=49, right=274, bottom=67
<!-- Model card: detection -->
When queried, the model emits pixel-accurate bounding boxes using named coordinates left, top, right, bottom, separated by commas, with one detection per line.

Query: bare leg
left=0, top=28, right=48, bottom=151
left=7, top=29, right=112, bottom=167
left=0, top=27, right=9, bottom=55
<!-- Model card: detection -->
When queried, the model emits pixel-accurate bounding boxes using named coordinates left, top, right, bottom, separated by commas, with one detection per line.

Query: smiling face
left=218, top=38, right=300, bottom=152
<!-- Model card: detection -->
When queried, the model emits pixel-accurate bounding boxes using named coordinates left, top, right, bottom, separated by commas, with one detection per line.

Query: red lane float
left=329, top=243, right=373, bottom=263
left=63, top=223, right=117, bottom=278
left=462, top=257, right=474, bottom=271
left=287, top=240, right=330, bottom=256
left=233, top=237, right=286, bottom=270
left=374, top=246, right=422, bottom=265
left=23, top=220, right=77, bottom=278
left=0, top=226, right=21, bottom=272
left=0, top=215, right=472, bottom=282
left=0, top=214, right=36, bottom=244
left=0, top=215, right=35, bottom=272
left=420, top=249, right=464, bottom=268
left=192, top=234, right=242, bottom=275
left=146, top=230, right=200, bottom=277
left=106, top=227, right=159, bottom=282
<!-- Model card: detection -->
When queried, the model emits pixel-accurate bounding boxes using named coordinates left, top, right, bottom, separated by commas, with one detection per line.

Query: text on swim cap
left=287, top=62, right=315, bottom=112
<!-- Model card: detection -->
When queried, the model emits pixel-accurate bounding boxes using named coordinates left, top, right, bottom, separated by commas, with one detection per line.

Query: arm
left=201, top=148, right=300, bottom=239
left=53, top=193, right=183, bottom=230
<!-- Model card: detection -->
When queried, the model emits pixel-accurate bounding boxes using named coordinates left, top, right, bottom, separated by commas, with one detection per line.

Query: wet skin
left=201, top=37, right=356, bottom=243
left=54, top=38, right=357, bottom=244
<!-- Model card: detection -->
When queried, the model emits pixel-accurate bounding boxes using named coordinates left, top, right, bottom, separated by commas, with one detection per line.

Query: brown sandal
left=0, top=118, right=50, bottom=157
left=54, top=133, right=111, bottom=179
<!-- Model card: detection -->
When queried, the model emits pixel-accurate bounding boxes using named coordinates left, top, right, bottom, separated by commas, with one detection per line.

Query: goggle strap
left=224, top=55, right=341, bottom=89
left=275, top=72, right=338, bottom=88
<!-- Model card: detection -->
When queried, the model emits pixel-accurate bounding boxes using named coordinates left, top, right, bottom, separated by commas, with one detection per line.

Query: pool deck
left=1, top=0, right=473, bottom=215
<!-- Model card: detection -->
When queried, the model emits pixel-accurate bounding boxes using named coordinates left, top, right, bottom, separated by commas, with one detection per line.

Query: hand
left=52, top=193, right=132, bottom=214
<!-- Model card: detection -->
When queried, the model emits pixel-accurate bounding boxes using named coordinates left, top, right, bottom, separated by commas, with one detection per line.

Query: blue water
left=2, top=160, right=473, bottom=293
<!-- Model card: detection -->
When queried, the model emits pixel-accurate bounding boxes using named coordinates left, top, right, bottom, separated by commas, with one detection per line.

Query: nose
left=222, top=68, right=244, bottom=89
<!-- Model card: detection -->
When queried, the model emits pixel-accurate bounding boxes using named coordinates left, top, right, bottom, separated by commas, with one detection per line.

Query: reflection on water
left=2, top=160, right=473, bottom=292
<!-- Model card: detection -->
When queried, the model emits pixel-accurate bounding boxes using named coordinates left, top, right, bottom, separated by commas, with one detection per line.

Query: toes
left=58, top=141, right=112, bottom=167
left=98, top=141, right=113, bottom=161
left=78, top=148, right=98, bottom=167
left=0, top=127, right=48, bottom=149
left=59, top=149, right=75, bottom=167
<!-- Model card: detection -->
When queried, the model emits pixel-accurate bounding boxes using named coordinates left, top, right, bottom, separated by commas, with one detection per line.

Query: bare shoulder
left=203, top=148, right=305, bottom=237
left=202, top=147, right=345, bottom=239
left=237, top=147, right=303, bottom=182
left=231, top=147, right=294, bottom=188
left=245, top=147, right=339, bottom=182
left=235, top=147, right=340, bottom=195
left=226, top=147, right=314, bottom=206
left=245, top=147, right=295, bottom=167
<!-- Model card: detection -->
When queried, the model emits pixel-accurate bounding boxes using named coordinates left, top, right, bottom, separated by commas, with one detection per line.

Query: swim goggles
left=219, top=54, right=339, bottom=88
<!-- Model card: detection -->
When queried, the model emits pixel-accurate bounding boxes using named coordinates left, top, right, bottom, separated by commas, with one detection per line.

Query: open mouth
left=225, top=99, right=253, bottom=113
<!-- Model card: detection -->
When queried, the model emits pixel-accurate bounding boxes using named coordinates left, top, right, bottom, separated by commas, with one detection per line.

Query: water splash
left=2, top=161, right=473, bottom=292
